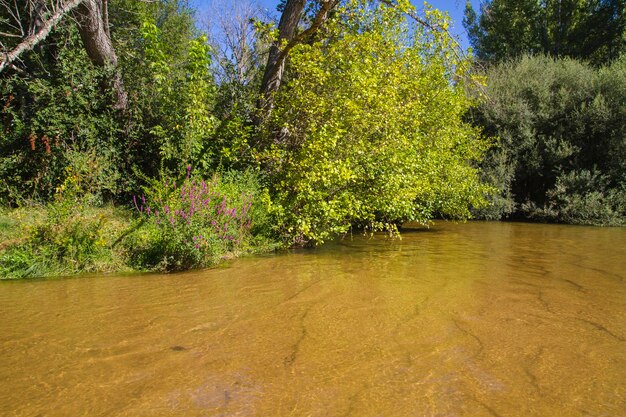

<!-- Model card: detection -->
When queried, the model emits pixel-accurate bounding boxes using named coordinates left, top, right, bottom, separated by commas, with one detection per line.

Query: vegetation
left=125, top=169, right=277, bottom=272
left=263, top=3, right=491, bottom=243
left=462, top=0, right=625, bottom=225
left=468, top=55, right=626, bottom=225
left=1, top=0, right=624, bottom=279
left=463, top=0, right=625, bottom=65
left=0, top=174, right=133, bottom=279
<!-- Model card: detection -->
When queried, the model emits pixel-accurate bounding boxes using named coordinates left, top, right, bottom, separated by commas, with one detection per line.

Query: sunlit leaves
left=264, top=1, right=492, bottom=244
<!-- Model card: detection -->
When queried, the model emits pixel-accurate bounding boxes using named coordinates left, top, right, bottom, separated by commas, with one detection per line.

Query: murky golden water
left=1, top=222, right=625, bottom=416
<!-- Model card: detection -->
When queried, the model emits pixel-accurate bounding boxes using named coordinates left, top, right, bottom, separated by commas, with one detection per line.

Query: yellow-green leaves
left=140, top=19, right=216, bottom=174
left=264, top=1, right=492, bottom=245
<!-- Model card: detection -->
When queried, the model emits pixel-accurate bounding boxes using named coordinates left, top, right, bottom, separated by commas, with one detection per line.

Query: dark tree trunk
left=74, top=0, right=116, bottom=65
left=259, top=0, right=307, bottom=100
left=256, top=0, right=338, bottom=127
left=74, top=0, right=127, bottom=109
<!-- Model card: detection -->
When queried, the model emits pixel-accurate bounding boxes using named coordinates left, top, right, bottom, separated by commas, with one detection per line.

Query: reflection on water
left=0, top=222, right=624, bottom=416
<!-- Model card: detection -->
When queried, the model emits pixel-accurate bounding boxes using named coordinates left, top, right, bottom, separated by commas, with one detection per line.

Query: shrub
left=523, top=169, right=626, bottom=226
left=468, top=54, right=626, bottom=224
left=0, top=24, right=122, bottom=206
left=125, top=168, right=275, bottom=271
left=0, top=175, right=132, bottom=279
left=263, top=2, right=492, bottom=244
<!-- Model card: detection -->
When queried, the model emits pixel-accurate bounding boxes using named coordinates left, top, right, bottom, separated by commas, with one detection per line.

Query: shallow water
left=0, top=222, right=624, bottom=416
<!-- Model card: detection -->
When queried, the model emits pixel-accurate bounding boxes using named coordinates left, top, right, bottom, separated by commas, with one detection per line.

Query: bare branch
left=202, top=0, right=266, bottom=85
left=379, top=0, right=468, bottom=62
left=0, top=0, right=85, bottom=73
left=0, top=31, right=22, bottom=38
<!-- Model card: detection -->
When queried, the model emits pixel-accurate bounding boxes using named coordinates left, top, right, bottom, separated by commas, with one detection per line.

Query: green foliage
left=0, top=24, right=122, bottom=205
left=139, top=21, right=217, bottom=175
left=0, top=0, right=218, bottom=205
left=0, top=177, right=132, bottom=279
left=125, top=169, right=276, bottom=272
left=522, top=169, right=626, bottom=225
left=468, top=54, right=626, bottom=224
left=464, top=0, right=626, bottom=65
left=263, top=1, right=492, bottom=244
left=0, top=169, right=277, bottom=278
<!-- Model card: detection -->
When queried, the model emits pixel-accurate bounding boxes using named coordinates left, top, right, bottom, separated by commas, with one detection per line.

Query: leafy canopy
left=463, top=0, right=626, bottom=65
left=468, top=55, right=626, bottom=225
left=263, top=0, right=493, bottom=244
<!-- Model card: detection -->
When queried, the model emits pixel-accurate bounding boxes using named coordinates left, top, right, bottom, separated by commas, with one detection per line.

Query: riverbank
left=0, top=201, right=279, bottom=280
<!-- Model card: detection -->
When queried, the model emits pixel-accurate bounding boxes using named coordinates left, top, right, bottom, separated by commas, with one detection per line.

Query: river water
left=0, top=222, right=624, bottom=416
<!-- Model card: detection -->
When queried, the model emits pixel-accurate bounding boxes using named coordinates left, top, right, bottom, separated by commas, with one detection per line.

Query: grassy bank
left=0, top=205, right=132, bottom=279
left=0, top=172, right=280, bottom=280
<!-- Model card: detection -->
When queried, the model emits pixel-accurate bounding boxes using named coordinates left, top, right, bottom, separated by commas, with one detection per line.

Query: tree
left=0, top=0, right=84, bottom=72
left=463, top=0, right=543, bottom=61
left=0, top=0, right=213, bottom=204
left=0, top=0, right=126, bottom=108
left=467, top=55, right=626, bottom=224
left=463, top=0, right=626, bottom=65
left=263, top=1, right=492, bottom=244
left=256, top=0, right=340, bottom=124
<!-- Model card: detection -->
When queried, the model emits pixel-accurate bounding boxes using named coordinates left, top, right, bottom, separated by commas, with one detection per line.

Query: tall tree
left=256, top=0, right=340, bottom=124
left=463, top=0, right=626, bottom=64
left=74, top=0, right=127, bottom=109
left=0, top=0, right=126, bottom=107
left=264, top=1, right=491, bottom=243
left=0, top=0, right=84, bottom=72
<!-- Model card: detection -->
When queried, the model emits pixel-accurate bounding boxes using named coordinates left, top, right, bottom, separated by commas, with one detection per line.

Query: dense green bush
left=0, top=176, right=132, bottom=279
left=0, top=0, right=218, bottom=206
left=468, top=54, right=626, bottom=224
left=0, top=24, right=122, bottom=205
left=263, top=2, right=492, bottom=244
left=522, top=169, right=626, bottom=225
left=0, top=169, right=277, bottom=278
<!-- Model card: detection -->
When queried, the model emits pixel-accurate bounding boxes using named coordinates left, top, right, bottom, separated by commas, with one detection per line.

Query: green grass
left=0, top=203, right=280, bottom=280
left=0, top=205, right=134, bottom=279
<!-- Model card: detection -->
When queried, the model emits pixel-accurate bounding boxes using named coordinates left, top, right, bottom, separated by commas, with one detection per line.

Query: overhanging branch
left=0, top=0, right=85, bottom=73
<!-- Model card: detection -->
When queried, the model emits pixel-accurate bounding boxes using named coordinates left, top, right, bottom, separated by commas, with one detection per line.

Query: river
left=0, top=221, right=624, bottom=416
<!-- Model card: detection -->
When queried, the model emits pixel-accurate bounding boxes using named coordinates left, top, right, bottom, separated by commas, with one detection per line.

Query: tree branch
left=379, top=0, right=467, bottom=62
left=257, top=0, right=340, bottom=125
left=267, top=0, right=340, bottom=90
left=0, top=0, right=85, bottom=73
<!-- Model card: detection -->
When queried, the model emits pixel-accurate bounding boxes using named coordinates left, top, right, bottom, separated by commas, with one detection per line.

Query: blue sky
left=192, top=0, right=482, bottom=50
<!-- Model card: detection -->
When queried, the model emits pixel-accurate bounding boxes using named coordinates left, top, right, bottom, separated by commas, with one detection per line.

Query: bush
left=523, top=169, right=626, bottom=225
left=263, top=2, right=492, bottom=244
left=0, top=24, right=122, bottom=205
left=0, top=177, right=132, bottom=279
left=468, top=54, right=626, bottom=224
left=125, top=169, right=276, bottom=271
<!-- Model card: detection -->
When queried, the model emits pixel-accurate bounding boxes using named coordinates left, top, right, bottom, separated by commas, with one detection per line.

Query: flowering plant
left=129, top=168, right=258, bottom=271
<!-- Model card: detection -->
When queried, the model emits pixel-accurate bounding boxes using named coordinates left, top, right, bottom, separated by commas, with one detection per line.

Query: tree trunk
left=74, top=0, right=116, bottom=66
left=259, top=0, right=307, bottom=101
left=74, top=0, right=127, bottom=109
left=256, top=0, right=339, bottom=126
